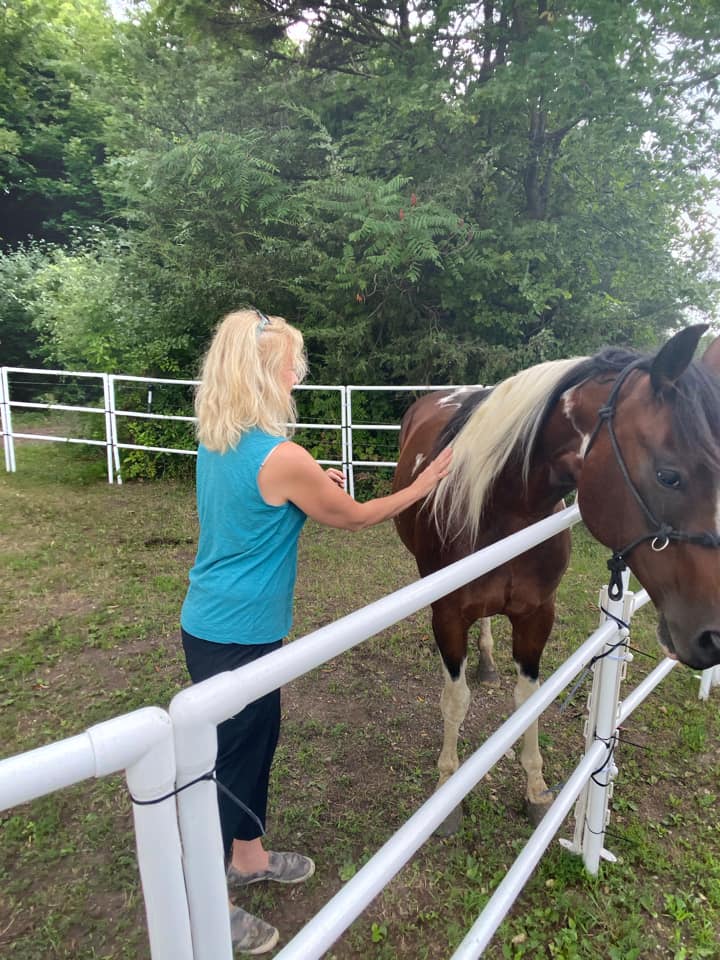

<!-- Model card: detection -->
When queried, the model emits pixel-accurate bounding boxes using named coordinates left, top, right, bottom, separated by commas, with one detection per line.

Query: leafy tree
left=0, top=243, right=47, bottom=368
left=156, top=0, right=719, bottom=381
left=0, top=0, right=116, bottom=244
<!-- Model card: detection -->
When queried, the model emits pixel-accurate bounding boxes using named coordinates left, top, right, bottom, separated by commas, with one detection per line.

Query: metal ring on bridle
left=651, top=536, right=670, bottom=552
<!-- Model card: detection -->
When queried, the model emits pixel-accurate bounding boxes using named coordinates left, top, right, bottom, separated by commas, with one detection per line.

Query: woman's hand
left=411, top=446, right=453, bottom=497
left=325, top=467, right=346, bottom=489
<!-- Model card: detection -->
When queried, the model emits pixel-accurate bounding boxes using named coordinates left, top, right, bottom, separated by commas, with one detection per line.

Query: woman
left=180, top=307, right=452, bottom=955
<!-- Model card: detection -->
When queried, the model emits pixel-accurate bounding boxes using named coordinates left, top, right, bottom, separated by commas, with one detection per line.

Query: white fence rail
left=1, top=365, right=459, bottom=491
left=2, top=497, right=712, bottom=958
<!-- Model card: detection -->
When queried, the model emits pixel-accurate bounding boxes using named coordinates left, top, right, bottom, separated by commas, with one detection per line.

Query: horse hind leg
left=510, top=604, right=555, bottom=826
left=476, top=617, right=499, bottom=683
left=434, top=613, right=471, bottom=837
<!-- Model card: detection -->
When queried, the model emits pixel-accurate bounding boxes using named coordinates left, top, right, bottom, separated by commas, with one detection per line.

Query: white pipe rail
left=450, top=604, right=676, bottom=960
left=274, top=616, right=619, bottom=960
left=450, top=739, right=608, bottom=960
left=275, top=586, right=660, bottom=960
left=0, top=707, right=193, bottom=960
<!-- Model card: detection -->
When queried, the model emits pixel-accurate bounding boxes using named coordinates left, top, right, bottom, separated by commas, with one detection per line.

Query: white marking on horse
left=412, top=453, right=426, bottom=476
left=437, top=659, right=470, bottom=785
left=514, top=666, right=550, bottom=807
left=437, top=387, right=471, bottom=409
left=562, top=386, right=591, bottom=456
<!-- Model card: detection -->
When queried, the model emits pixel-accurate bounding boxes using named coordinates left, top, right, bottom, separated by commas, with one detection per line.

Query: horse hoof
left=525, top=798, right=552, bottom=827
left=476, top=664, right=500, bottom=684
left=434, top=805, right=463, bottom=837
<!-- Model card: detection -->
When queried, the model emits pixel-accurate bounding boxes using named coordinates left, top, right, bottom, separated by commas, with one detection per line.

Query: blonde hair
left=432, top=357, right=585, bottom=543
left=195, top=308, right=307, bottom=452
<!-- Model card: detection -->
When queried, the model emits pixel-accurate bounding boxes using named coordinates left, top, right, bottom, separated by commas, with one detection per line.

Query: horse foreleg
left=476, top=617, right=499, bottom=683
left=435, top=659, right=470, bottom=837
left=434, top=657, right=470, bottom=836
left=510, top=605, right=555, bottom=825
left=513, top=667, right=551, bottom=823
left=438, top=658, right=471, bottom=786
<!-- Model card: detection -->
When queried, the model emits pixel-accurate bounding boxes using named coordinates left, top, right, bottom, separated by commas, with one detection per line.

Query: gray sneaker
left=227, top=851, right=316, bottom=889
left=230, top=905, right=279, bottom=955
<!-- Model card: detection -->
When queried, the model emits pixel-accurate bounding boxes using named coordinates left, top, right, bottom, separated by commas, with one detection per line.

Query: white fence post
left=340, top=385, right=350, bottom=492
left=346, top=386, right=356, bottom=498
left=1, top=366, right=17, bottom=472
left=108, top=374, right=122, bottom=484
left=699, top=666, right=720, bottom=700
left=170, top=698, right=237, bottom=960
left=101, top=373, right=114, bottom=484
left=579, top=580, right=634, bottom=873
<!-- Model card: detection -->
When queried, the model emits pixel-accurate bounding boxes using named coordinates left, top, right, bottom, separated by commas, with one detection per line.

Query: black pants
left=181, top=627, right=282, bottom=860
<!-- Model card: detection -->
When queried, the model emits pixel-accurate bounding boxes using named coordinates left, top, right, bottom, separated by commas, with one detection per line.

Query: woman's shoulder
left=261, top=439, right=319, bottom=481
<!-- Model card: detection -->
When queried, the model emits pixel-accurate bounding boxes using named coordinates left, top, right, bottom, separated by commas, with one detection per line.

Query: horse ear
left=650, top=324, right=708, bottom=394
left=700, top=333, right=720, bottom=375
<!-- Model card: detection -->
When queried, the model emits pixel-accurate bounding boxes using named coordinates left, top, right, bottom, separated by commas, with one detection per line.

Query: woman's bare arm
left=258, top=442, right=452, bottom=531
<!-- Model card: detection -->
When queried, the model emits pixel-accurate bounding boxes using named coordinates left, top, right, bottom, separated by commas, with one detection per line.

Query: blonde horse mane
left=431, top=356, right=585, bottom=543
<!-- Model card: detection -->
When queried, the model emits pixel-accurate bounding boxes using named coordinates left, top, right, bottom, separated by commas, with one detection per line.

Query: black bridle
left=584, top=358, right=720, bottom=601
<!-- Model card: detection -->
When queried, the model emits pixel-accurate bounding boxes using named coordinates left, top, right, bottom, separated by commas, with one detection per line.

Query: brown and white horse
left=392, top=325, right=720, bottom=832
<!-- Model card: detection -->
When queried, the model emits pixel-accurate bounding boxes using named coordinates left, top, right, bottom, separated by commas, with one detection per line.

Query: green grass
left=1, top=425, right=720, bottom=959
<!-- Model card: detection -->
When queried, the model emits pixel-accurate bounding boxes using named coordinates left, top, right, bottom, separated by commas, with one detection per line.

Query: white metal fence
left=2, top=497, right=716, bottom=959
left=1, top=365, right=467, bottom=494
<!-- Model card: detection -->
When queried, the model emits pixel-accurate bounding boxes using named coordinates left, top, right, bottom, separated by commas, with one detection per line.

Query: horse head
left=567, top=325, right=720, bottom=669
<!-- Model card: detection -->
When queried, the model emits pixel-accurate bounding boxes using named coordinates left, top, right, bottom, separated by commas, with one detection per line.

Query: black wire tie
left=130, top=770, right=266, bottom=836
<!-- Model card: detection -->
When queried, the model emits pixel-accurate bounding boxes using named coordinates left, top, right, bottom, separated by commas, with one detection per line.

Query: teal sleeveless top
left=181, top=429, right=307, bottom=644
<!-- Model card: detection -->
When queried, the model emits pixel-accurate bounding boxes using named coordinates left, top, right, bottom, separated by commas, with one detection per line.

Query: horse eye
left=656, top=468, right=681, bottom=489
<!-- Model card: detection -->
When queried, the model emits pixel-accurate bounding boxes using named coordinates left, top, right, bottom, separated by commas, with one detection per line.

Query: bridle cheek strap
left=585, top=361, right=720, bottom=601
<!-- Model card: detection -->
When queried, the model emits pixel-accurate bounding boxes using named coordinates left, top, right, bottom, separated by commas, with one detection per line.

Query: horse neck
left=528, top=377, right=614, bottom=510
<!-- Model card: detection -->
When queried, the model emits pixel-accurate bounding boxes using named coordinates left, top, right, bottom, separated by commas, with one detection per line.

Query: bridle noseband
left=584, top=358, right=720, bottom=601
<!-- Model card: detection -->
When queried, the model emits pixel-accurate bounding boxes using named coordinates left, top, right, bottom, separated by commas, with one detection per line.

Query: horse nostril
left=698, top=631, right=720, bottom=653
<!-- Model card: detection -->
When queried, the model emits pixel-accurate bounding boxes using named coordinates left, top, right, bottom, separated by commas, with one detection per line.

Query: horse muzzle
left=657, top=613, right=720, bottom=670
